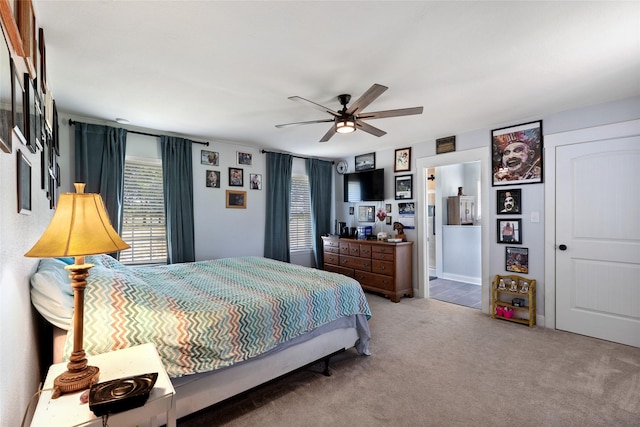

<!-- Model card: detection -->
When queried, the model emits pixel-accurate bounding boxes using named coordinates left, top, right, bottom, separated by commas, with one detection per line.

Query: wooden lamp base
left=51, top=261, right=100, bottom=399
left=52, top=349, right=100, bottom=399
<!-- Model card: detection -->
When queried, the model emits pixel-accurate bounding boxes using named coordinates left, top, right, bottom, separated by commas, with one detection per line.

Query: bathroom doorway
left=416, top=147, right=491, bottom=313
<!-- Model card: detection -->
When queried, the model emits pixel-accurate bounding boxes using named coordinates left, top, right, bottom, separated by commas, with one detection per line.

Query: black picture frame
left=394, top=147, right=411, bottom=172
left=229, top=167, right=243, bottom=186
left=395, top=174, right=413, bottom=200
left=11, top=59, right=26, bottom=146
left=506, top=246, right=529, bottom=274
left=17, top=149, right=31, bottom=214
left=497, top=188, right=521, bottom=214
left=0, top=26, right=11, bottom=154
left=206, top=170, right=220, bottom=188
left=355, top=152, right=375, bottom=171
left=201, top=150, right=219, bottom=166
left=492, top=120, right=543, bottom=186
left=497, top=219, right=522, bottom=244
left=24, top=73, right=36, bottom=153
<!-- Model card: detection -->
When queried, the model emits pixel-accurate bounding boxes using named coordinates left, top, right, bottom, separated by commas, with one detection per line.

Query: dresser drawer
left=340, top=255, right=372, bottom=272
left=339, top=241, right=350, bottom=255
left=372, top=251, right=394, bottom=262
left=347, top=243, right=362, bottom=257
left=324, top=238, right=340, bottom=249
left=372, top=259, right=394, bottom=276
left=323, top=252, right=340, bottom=266
left=372, top=245, right=395, bottom=255
left=355, top=271, right=395, bottom=291
left=323, top=244, right=340, bottom=254
left=358, top=244, right=372, bottom=258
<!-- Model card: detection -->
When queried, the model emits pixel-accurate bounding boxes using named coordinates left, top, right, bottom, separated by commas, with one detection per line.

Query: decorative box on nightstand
left=31, top=343, right=175, bottom=427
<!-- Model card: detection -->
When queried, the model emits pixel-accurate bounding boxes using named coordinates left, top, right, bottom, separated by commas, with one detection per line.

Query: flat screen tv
left=343, top=168, right=385, bottom=202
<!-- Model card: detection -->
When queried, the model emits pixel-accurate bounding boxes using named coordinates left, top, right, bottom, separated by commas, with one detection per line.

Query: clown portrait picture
left=491, top=120, right=543, bottom=186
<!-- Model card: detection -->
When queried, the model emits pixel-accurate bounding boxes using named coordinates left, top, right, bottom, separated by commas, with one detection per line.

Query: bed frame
left=53, top=324, right=361, bottom=421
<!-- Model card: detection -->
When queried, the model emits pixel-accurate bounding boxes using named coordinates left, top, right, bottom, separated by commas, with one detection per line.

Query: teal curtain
left=74, top=122, right=127, bottom=235
left=264, top=152, right=292, bottom=262
left=306, top=158, right=333, bottom=269
left=160, top=136, right=195, bottom=264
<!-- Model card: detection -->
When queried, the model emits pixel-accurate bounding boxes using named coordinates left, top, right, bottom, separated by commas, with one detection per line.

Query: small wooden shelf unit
left=322, top=236, right=413, bottom=303
left=491, top=274, right=536, bottom=328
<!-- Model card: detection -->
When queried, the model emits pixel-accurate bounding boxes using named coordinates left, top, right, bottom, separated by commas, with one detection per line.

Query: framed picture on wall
left=206, top=170, right=220, bottom=188
left=11, top=59, right=26, bottom=146
left=497, top=188, right=521, bottom=214
left=492, top=120, right=543, bottom=186
left=226, top=190, right=246, bottom=209
left=497, top=219, right=522, bottom=244
left=229, top=167, right=243, bottom=186
left=17, top=149, right=31, bottom=214
left=201, top=150, right=219, bottom=165
left=237, top=151, right=252, bottom=166
left=0, top=26, right=11, bottom=154
left=358, top=205, right=375, bottom=222
left=506, top=246, right=529, bottom=274
left=395, top=174, right=413, bottom=200
left=394, top=147, right=411, bottom=172
left=355, top=152, right=375, bottom=171
left=250, top=173, right=262, bottom=189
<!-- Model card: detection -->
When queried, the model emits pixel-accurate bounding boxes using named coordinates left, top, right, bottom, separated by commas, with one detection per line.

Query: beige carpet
left=178, top=294, right=640, bottom=426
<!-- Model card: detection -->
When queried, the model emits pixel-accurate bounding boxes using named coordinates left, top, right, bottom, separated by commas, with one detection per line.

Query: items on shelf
left=491, top=274, right=536, bottom=328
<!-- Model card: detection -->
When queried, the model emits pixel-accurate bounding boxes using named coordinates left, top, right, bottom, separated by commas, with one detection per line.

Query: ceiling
left=32, top=1, right=640, bottom=160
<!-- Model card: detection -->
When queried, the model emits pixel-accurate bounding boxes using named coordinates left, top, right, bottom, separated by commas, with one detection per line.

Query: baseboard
left=440, top=273, right=481, bottom=285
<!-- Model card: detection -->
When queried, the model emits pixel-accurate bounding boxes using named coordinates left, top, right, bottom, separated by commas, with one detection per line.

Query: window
left=119, top=157, right=167, bottom=265
left=289, top=174, right=313, bottom=251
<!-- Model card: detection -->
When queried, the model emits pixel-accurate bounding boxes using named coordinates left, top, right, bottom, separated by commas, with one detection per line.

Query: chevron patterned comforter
left=63, top=255, right=371, bottom=378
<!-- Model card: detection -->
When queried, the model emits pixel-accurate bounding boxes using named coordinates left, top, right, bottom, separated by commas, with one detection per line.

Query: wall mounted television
left=343, top=168, right=385, bottom=202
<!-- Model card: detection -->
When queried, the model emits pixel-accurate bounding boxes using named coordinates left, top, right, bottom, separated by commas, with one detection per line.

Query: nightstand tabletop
left=31, top=343, right=176, bottom=427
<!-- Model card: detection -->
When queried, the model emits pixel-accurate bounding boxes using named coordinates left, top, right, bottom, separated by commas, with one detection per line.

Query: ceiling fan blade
left=355, top=120, right=387, bottom=138
left=319, top=125, right=337, bottom=142
left=346, top=84, right=388, bottom=115
left=357, top=106, right=424, bottom=120
left=275, top=118, right=334, bottom=128
left=289, top=96, right=340, bottom=117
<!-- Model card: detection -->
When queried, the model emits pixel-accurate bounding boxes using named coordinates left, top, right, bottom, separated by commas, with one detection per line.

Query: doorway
left=416, top=147, right=491, bottom=313
left=428, top=162, right=482, bottom=309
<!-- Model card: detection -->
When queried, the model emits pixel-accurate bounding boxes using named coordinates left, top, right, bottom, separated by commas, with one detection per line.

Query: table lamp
left=25, top=183, right=130, bottom=398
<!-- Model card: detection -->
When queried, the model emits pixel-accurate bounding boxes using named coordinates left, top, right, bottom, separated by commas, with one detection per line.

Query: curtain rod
left=260, top=149, right=334, bottom=164
left=68, top=119, right=210, bottom=146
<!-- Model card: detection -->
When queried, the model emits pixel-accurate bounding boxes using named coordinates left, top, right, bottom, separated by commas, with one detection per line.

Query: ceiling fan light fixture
left=336, top=118, right=356, bottom=134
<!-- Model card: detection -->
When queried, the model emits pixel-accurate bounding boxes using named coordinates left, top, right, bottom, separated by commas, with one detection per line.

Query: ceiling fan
left=275, top=84, right=423, bottom=142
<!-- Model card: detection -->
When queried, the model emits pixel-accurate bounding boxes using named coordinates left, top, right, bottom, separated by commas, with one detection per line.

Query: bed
left=30, top=254, right=371, bottom=421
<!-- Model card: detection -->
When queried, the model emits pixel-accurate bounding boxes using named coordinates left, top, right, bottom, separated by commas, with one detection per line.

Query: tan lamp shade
left=25, top=183, right=130, bottom=258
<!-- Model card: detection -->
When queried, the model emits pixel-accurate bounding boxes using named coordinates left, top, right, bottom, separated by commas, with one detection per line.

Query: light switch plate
left=531, top=211, right=540, bottom=223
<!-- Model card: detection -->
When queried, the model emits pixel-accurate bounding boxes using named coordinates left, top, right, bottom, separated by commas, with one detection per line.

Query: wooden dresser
left=322, top=236, right=413, bottom=302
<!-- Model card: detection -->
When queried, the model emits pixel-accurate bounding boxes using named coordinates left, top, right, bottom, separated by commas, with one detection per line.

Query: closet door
left=555, top=136, right=640, bottom=347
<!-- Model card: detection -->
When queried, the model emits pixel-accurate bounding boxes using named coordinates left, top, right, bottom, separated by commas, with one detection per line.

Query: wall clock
left=336, top=160, right=348, bottom=175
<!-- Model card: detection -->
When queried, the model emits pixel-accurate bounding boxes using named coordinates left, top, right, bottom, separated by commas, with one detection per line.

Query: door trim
left=544, top=119, right=640, bottom=330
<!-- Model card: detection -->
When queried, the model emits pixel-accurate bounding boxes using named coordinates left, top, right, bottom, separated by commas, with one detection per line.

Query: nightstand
left=31, top=343, right=176, bottom=427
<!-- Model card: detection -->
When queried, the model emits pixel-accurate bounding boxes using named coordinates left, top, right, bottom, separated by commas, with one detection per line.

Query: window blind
left=290, top=175, right=313, bottom=251
left=119, top=158, right=167, bottom=265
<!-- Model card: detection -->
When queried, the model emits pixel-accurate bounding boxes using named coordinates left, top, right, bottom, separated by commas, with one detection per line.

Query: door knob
left=558, top=244, right=567, bottom=251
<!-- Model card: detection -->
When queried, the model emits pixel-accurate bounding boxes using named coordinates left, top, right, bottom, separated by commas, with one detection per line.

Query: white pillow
left=30, top=258, right=74, bottom=330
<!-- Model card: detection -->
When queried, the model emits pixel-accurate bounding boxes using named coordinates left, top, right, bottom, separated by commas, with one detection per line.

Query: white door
left=555, top=136, right=640, bottom=347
